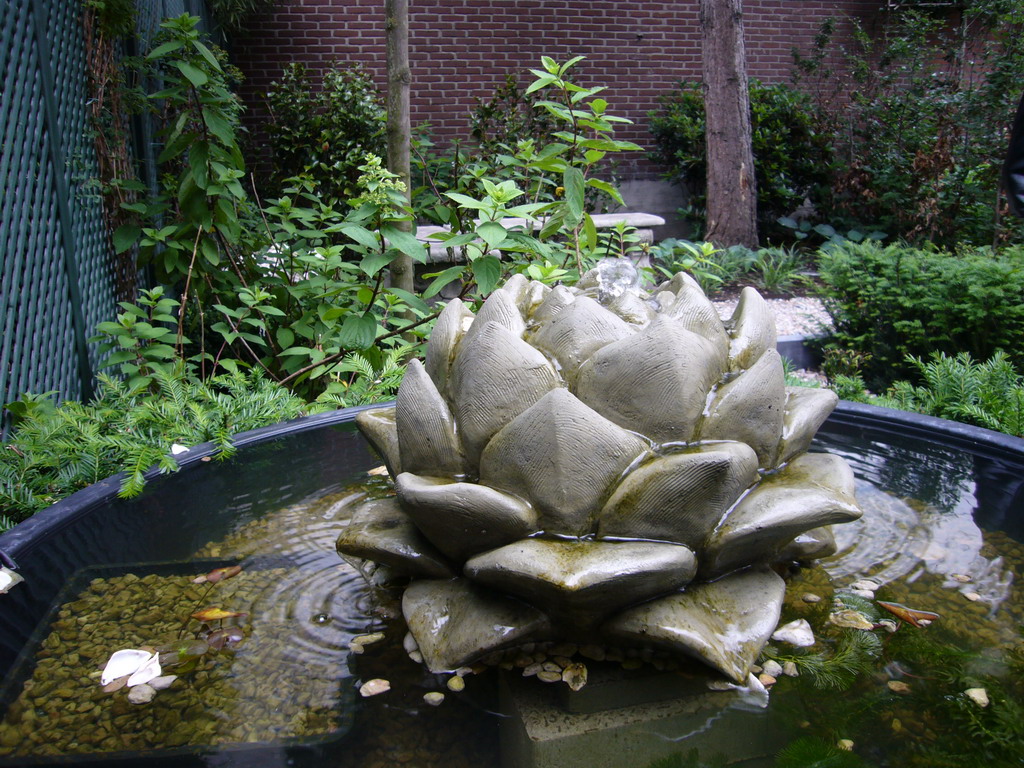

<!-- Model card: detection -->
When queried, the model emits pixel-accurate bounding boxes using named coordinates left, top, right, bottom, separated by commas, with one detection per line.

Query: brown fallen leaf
left=877, top=601, right=939, bottom=628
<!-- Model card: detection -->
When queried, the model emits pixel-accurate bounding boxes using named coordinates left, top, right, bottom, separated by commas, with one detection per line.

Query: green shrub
left=0, top=365, right=328, bottom=524
left=265, top=62, right=385, bottom=202
left=885, top=352, right=1024, bottom=438
left=818, top=241, right=1024, bottom=389
left=649, top=81, right=833, bottom=241
left=792, top=6, right=1024, bottom=247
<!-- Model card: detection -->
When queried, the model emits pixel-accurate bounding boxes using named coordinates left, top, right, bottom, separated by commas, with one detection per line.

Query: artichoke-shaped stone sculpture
left=337, top=260, right=861, bottom=684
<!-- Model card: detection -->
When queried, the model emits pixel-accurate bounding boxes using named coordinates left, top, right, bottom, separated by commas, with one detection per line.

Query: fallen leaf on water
left=191, top=607, right=247, bottom=622
left=877, top=601, right=939, bottom=628
left=205, top=565, right=242, bottom=584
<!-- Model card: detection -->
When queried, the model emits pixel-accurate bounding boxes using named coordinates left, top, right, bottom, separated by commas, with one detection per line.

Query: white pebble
left=423, top=692, right=445, bottom=706
left=802, top=593, right=822, bottom=603
left=149, top=675, right=177, bottom=691
left=537, top=670, right=562, bottom=683
left=772, top=619, right=815, bottom=647
left=965, top=687, right=989, bottom=707
left=849, top=579, right=879, bottom=592
left=762, top=660, right=783, bottom=678
left=403, top=632, right=419, bottom=653
left=447, top=675, right=465, bottom=692
left=838, top=739, right=854, bottom=751
left=522, top=663, right=542, bottom=677
left=359, top=678, right=390, bottom=697
left=352, top=632, right=385, bottom=646
left=783, top=661, right=799, bottom=677
left=408, top=649, right=423, bottom=663
left=127, top=684, right=156, bottom=704
left=964, top=592, right=982, bottom=602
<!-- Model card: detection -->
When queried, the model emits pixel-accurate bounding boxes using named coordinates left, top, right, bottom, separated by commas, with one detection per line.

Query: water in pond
left=0, top=419, right=1021, bottom=768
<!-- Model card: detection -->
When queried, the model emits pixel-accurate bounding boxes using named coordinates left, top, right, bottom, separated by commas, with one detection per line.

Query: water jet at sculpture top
left=337, top=259, right=862, bottom=684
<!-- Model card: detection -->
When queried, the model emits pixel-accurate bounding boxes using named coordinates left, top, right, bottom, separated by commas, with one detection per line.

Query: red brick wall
left=231, top=0, right=885, bottom=180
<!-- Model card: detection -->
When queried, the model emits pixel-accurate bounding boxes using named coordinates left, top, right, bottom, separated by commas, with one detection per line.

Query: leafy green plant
left=885, top=352, right=1024, bottom=437
left=750, top=246, right=807, bottom=295
left=207, top=0, right=280, bottom=33
left=775, top=737, right=867, bottom=768
left=792, top=4, right=1024, bottom=247
left=648, top=238, right=729, bottom=293
left=818, top=240, right=1024, bottom=389
left=265, top=62, right=386, bottom=202
left=0, top=364, right=326, bottom=521
left=649, top=81, right=833, bottom=241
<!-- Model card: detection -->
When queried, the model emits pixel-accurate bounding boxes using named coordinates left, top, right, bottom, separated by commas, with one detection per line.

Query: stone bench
left=417, top=212, right=666, bottom=264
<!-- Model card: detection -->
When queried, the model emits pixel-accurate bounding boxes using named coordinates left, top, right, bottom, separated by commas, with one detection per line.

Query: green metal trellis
left=0, top=0, right=211, bottom=432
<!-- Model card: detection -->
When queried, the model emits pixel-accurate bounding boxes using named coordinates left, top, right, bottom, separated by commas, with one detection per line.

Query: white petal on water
left=771, top=619, right=815, bottom=647
left=0, top=568, right=23, bottom=594
left=126, top=652, right=161, bottom=687
left=100, top=649, right=154, bottom=686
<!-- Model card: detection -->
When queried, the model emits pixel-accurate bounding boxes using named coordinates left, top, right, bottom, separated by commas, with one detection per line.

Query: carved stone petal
left=574, top=317, right=725, bottom=444
left=529, top=296, right=634, bottom=384
left=699, top=349, right=785, bottom=467
left=449, top=321, right=561, bottom=465
left=702, top=452, right=862, bottom=578
left=530, top=284, right=576, bottom=325
left=463, top=287, right=526, bottom=344
left=607, top=290, right=656, bottom=325
left=395, top=473, right=539, bottom=563
left=424, top=299, right=475, bottom=396
left=728, top=288, right=777, bottom=371
left=479, top=388, right=649, bottom=535
left=597, top=442, right=759, bottom=549
left=497, top=272, right=530, bottom=306
left=520, top=279, right=550, bottom=317
left=603, top=566, right=786, bottom=684
left=464, top=538, right=697, bottom=628
left=661, top=271, right=730, bottom=349
left=403, top=578, right=551, bottom=672
left=396, top=360, right=468, bottom=477
left=355, top=407, right=400, bottom=478
left=336, top=498, right=455, bottom=579
left=776, top=525, right=838, bottom=563
left=778, top=387, right=839, bottom=465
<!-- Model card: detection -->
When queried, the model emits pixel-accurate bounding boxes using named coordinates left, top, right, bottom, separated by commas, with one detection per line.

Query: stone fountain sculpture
left=337, top=260, right=861, bottom=685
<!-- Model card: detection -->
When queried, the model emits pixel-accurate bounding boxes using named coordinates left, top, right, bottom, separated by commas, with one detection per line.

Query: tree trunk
left=700, top=0, right=758, bottom=248
left=385, top=0, right=414, bottom=295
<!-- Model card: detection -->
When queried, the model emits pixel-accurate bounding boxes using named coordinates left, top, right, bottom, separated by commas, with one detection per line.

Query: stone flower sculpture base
left=337, top=260, right=861, bottom=684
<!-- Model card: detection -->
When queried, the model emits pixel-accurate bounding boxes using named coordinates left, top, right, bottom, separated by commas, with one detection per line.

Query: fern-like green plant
left=0, top=363, right=332, bottom=523
left=766, top=629, right=882, bottom=691
left=775, top=737, right=867, bottom=768
left=886, top=352, right=1024, bottom=437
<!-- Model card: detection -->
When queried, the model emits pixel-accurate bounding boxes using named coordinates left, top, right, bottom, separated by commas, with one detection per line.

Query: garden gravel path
left=711, top=296, right=832, bottom=337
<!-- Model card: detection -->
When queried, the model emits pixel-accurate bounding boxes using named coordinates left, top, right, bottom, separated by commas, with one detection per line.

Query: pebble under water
left=0, top=429, right=1022, bottom=768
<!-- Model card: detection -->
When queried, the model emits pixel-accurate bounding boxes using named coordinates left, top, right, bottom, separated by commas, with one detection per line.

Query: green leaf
left=192, top=41, right=222, bottom=71
left=563, top=167, right=585, bottom=227
left=202, top=108, right=235, bottom=147
left=381, top=225, right=428, bottom=264
left=472, top=256, right=502, bottom=294
left=385, top=288, right=429, bottom=314
left=175, top=61, right=209, bottom=87
left=360, top=250, right=395, bottom=276
left=444, top=191, right=489, bottom=210
left=276, top=327, right=295, bottom=349
left=585, top=178, right=625, bottom=206
left=113, top=224, right=141, bottom=254
left=477, top=221, right=508, bottom=250
left=338, top=313, right=377, bottom=350
left=583, top=213, right=598, bottom=251
left=336, top=224, right=380, bottom=250
left=422, top=266, right=466, bottom=298
left=146, top=40, right=184, bottom=59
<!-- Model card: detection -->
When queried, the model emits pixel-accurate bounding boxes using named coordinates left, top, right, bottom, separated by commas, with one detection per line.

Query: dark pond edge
left=3, top=400, right=1023, bottom=568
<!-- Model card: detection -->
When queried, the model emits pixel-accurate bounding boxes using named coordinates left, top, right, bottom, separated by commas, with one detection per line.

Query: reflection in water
left=815, top=434, right=1015, bottom=613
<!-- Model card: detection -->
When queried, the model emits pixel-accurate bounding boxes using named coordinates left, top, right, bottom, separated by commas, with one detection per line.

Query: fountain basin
left=0, top=402, right=1022, bottom=767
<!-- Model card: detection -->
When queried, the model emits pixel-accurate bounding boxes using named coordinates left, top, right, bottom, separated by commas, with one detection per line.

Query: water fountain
left=337, top=260, right=861, bottom=688
left=0, top=262, right=1022, bottom=768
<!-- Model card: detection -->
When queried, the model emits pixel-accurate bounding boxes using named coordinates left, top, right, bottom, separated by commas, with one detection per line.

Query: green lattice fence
left=1, top=0, right=211, bottom=431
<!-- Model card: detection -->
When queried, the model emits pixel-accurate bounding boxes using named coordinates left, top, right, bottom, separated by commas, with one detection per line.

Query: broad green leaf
left=113, top=224, right=140, bottom=254
left=444, top=191, right=489, bottom=210
left=477, top=221, right=508, bottom=250
left=381, top=224, right=428, bottom=264
left=583, top=213, right=598, bottom=251
left=335, top=224, right=380, bottom=250
left=201, top=108, right=235, bottom=147
left=585, top=177, right=625, bottom=206
left=338, top=312, right=377, bottom=350
left=276, top=327, right=295, bottom=349
left=385, top=288, right=429, bottom=314
left=422, top=266, right=466, bottom=298
left=472, top=255, right=502, bottom=294
left=146, top=40, right=184, bottom=59
left=175, top=61, right=208, bottom=87
left=360, top=250, right=396, bottom=276
left=564, top=167, right=585, bottom=227
left=279, top=346, right=313, bottom=357
left=192, top=41, right=222, bottom=71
